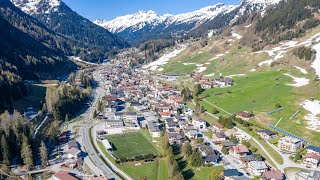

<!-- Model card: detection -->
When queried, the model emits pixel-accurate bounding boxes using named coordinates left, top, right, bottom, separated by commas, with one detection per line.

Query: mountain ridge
left=94, top=0, right=282, bottom=44
left=11, top=0, right=130, bottom=62
left=94, top=3, right=233, bottom=34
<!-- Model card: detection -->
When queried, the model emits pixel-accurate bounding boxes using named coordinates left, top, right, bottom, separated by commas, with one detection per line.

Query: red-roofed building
left=160, top=111, right=171, bottom=118
left=261, top=170, right=285, bottom=180
left=303, top=153, right=320, bottom=168
left=236, top=111, right=254, bottom=121
left=53, top=170, right=77, bottom=180
left=229, top=145, right=249, bottom=159
left=212, top=123, right=224, bottom=132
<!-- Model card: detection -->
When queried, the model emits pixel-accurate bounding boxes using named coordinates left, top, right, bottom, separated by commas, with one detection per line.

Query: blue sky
left=63, top=0, right=241, bottom=20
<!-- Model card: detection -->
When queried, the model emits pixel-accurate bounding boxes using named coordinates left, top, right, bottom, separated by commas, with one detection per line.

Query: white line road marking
left=203, top=99, right=233, bottom=115
left=274, top=117, right=283, bottom=127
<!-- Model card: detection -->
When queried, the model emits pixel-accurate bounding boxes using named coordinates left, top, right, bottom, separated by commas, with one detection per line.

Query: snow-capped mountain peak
left=243, top=0, right=282, bottom=6
left=168, top=3, right=234, bottom=25
left=94, top=3, right=234, bottom=33
left=11, top=0, right=61, bottom=15
left=94, top=9, right=165, bottom=33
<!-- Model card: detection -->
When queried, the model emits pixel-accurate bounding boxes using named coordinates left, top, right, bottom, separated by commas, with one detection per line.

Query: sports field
left=105, top=131, right=159, bottom=159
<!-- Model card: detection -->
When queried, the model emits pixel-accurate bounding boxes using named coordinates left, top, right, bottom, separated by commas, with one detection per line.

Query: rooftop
left=232, top=145, right=249, bottom=154
left=249, top=161, right=268, bottom=170
left=262, top=170, right=284, bottom=180
left=308, top=145, right=320, bottom=152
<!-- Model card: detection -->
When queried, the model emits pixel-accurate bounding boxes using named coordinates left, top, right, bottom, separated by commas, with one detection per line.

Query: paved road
left=33, top=113, right=49, bottom=139
left=80, top=66, right=121, bottom=180
left=234, top=127, right=280, bottom=170
left=82, top=126, right=120, bottom=180
left=202, top=134, right=250, bottom=177
left=78, top=65, right=133, bottom=180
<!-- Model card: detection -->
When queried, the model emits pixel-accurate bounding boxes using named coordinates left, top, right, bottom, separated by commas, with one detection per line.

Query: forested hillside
left=241, top=0, right=320, bottom=50
left=12, top=0, right=130, bottom=62
left=0, top=0, right=75, bottom=111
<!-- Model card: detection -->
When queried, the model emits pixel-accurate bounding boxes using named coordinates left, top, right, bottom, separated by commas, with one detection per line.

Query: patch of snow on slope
left=204, top=73, right=215, bottom=77
left=183, top=63, right=196, bottom=65
left=244, top=24, right=252, bottom=28
left=232, top=32, right=242, bottom=40
left=207, top=30, right=214, bottom=38
left=196, top=67, right=207, bottom=73
left=284, top=73, right=309, bottom=87
left=294, top=66, right=308, bottom=74
left=257, top=33, right=320, bottom=68
left=209, top=54, right=226, bottom=61
left=300, top=100, right=320, bottom=132
left=258, top=60, right=273, bottom=66
left=143, top=45, right=186, bottom=71
left=69, top=56, right=97, bottom=66
left=312, top=43, right=320, bottom=79
left=257, top=41, right=298, bottom=66
left=226, top=74, right=246, bottom=78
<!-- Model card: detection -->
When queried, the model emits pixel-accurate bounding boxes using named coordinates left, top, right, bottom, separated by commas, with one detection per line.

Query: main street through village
left=67, top=63, right=126, bottom=180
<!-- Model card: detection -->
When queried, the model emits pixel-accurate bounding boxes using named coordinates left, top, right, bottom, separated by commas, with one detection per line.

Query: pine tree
left=12, top=110, right=23, bottom=141
left=21, top=135, right=33, bottom=170
left=65, top=114, right=69, bottom=123
left=93, top=109, right=97, bottom=119
left=0, top=111, right=11, bottom=137
left=209, top=168, right=222, bottom=180
left=68, top=73, right=76, bottom=85
left=190, top=150, right=203, bottom=167
left=1, top=135, right=10, bottom=166
left=181, top=142, right=193, bottom=159
left=39, top=141, right=48, bottom=167
left=161, top=133, right=170, bottom=155
left=97, top=100, right=104, bottom=113
left=221, top=146, right=229, bottom=155
left=230, top=135, right=237, bottom=144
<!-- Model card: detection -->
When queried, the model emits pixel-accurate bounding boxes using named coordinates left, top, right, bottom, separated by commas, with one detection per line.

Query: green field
left=158, top=158, right=169, bottom=180
left=192, top=166, right=224, bottom=180
left=105, top=131, right=159, bottom=159
left=199, top=70, right=320, bottom=145
left=119, top=160, right=158, bottom=180
left=13, top=84, right=47, bottom=112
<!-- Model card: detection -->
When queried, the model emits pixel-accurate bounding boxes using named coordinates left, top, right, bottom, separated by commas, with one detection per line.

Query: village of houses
left=48, top=56, right=320, bottom=180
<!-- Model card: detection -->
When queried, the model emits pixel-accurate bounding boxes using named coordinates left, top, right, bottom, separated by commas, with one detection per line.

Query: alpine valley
left=0, top=0, right=320, bottom=180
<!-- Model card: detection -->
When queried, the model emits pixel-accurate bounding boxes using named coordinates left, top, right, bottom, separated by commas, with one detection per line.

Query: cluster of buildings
left=47, top=131, right=87, bottom=180
left=57, top=132, right=83, bottom=170
left=276, top=136, right=320, bottom=168
left=210, top=125, right=284, bottom=178
left=192, top=74, right=234, bottom=89
left=96, top=61, right=192, bottom=138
